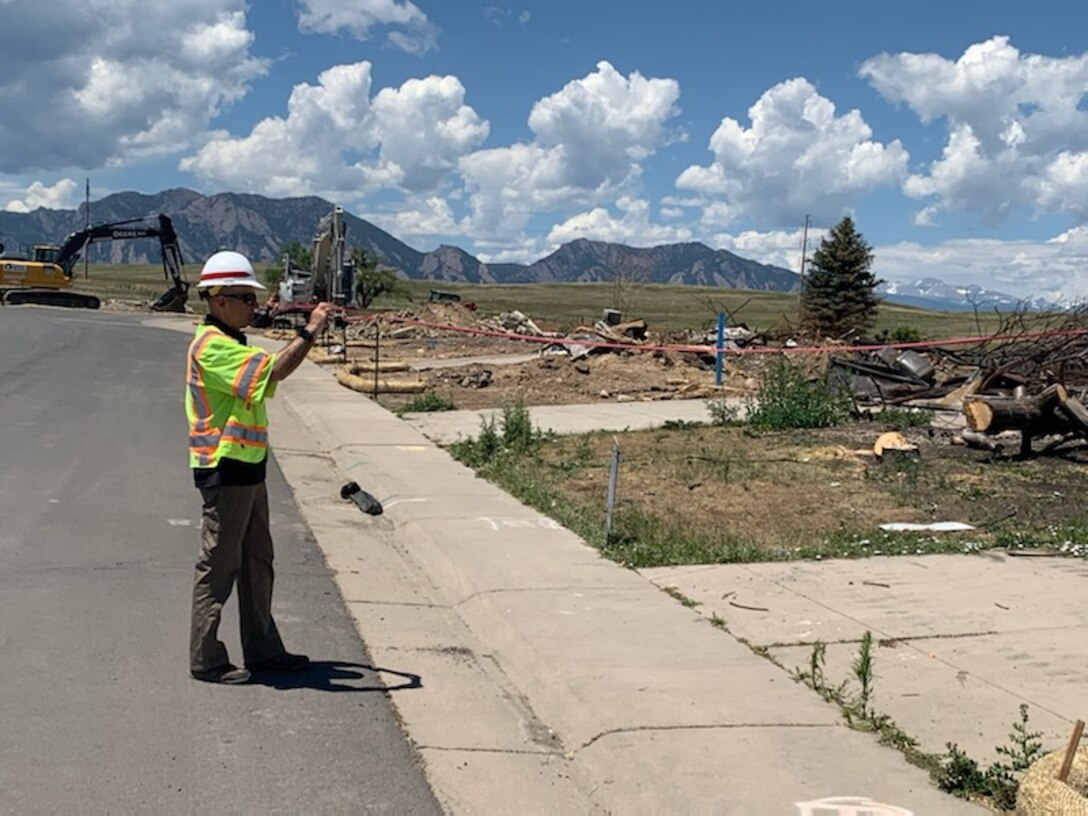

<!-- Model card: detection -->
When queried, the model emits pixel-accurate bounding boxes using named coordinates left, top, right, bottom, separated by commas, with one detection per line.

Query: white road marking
left=381, top=498, right=428, bottom=510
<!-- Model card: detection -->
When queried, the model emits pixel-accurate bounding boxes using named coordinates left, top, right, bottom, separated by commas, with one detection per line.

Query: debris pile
left=834, top=306, right=1088, bottom=456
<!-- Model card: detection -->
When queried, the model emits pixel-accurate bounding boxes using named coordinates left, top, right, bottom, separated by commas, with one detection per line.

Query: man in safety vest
left=186, top=250, right=330, bottom=684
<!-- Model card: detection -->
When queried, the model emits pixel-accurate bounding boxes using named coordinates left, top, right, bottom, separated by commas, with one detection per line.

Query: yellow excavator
left=0, top=213, right=190, bottom=311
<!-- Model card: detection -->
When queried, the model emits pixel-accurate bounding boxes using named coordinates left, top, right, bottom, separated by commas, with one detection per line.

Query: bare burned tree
left=931, top=302, right=1088, bottom=392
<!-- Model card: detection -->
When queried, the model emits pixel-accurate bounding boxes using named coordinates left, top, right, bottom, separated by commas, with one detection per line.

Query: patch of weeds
left=784, top=528, right=987, bottom=561
left=889, top=325, right=923, bottom=344
left=708, top=612, right=728, bottom=630
left=601, top=507, right=766, bottom=567
left=707, top=397, right=740, bottom=426
left=661, top=586, right=700, bottom=608
left=993, top=522, right=1088, bottom=558
left=935, top=704, right=1044, bottom=812
left=396, top=391, right=456, bottom=414
left=448, top=402, right=544, bottom=467
left=746, top=356, right=852, bottom=430
left=793, top=635, right=942, bottom=776
left=878, top=407, right=934, bottom=429
left=851, top=631, right=874, bottom=720
left=794, top=636, right=1044, bottom=812
left=500, top=401, right=539, bottom=454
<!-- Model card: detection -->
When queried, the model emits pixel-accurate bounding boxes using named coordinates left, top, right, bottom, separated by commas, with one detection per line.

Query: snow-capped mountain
left=879, top=278, right=1065, bottom=312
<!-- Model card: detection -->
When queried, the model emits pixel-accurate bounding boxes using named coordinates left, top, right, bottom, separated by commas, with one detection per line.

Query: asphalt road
left=0, top=307, right=441, bottom=814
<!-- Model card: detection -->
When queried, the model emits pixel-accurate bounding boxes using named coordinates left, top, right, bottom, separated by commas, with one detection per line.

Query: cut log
left=873, top=431, right=919, bottom=458
left=963, top=384, right=1067, bottom=433
left=1055, top=384, right=1088, bottom=436
left=963, top=384, right=1072, bottom=456
left=956, top=430, right=1006, bottom=452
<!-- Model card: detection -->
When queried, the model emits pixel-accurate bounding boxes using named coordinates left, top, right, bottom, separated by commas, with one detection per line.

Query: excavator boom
left=1, top=213, right=190, bottom=311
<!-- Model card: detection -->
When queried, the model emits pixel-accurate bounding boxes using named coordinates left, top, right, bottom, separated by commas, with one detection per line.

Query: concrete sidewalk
left=255, top=349, right=984, bottom=813
left=644, top=556, right=1088, bottom=770
left=403, top=398, right=737, bottom=444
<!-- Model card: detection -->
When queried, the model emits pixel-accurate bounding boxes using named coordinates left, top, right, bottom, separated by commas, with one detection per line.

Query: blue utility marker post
left=714, top=311, right=726, bottom=387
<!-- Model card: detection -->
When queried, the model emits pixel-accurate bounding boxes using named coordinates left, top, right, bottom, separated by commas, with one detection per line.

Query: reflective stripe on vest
left=224, top=420, right=268, bottom=447
left=233, top=352, right=271, bottom=404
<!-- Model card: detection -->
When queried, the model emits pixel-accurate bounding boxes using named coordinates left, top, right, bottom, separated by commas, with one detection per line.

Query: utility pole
left=798, top=214, right=811, bottom=325
left=84, top=179, right=90, bottom=279
left=799, top=214, right=810, bottom=279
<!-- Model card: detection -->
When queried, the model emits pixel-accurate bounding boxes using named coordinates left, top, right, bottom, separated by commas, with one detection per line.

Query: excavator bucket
left=151, top=285, right=189, bottom=313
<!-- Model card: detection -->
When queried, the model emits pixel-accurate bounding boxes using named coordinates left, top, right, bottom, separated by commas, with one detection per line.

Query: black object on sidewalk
left=340, top=481, right=384, bottom=515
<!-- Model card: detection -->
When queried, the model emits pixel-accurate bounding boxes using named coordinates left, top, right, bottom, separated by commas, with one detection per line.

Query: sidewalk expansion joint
left=574, top=722, right=836, bottom=752
left=763, top=629, right=1077, bottom=724
left=413, top=744, right=563, bottom=757
left=762, top=629, right=1001, bottom=649
left=342, top=598, right=447, bottom=609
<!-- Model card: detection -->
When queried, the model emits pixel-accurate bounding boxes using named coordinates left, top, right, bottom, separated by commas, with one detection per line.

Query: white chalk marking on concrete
left=382, top=498, right=428, bottom=510
left=167, top=518, right=193, bottom=527
left=476, top=516, right=562, bottom=531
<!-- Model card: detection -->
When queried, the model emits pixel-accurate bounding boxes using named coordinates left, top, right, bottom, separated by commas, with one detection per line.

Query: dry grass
left=452, top=418, right=1088, bottom=567
left=77, top=263, right=1007, bottom=339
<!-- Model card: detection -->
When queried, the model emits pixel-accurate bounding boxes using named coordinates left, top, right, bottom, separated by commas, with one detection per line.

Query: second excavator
left=0, top=213, right=190, bottom=311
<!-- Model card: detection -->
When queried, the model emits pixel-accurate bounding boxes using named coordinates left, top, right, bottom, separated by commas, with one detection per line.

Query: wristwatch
left=296, top=326, right=315, bottom=342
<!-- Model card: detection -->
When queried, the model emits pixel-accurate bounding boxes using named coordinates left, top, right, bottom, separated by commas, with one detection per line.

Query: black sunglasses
left=218, top=292, right=258, bottom=305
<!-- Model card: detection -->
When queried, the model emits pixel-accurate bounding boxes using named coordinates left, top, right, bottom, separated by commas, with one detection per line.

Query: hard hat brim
left=196, top=277, right=267, bottom=290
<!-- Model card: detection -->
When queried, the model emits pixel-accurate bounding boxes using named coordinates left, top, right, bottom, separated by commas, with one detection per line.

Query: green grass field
left=68, top=263, right=1006, bottom=339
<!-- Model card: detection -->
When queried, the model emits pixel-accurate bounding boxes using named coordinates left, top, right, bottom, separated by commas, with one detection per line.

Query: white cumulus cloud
left=860, top=36, right=1088, bottom=224
left=712, top=227, right=827, bottom=274
left=4, top=179, right=80, bottom=213
left=366, top=195, right=461, bottom=239
left=876, top=228, right=1088, bottom=302
left=547, top=197, right=693, bottom=246
left=676, top=78, right=909, bottom=228
left=0, top=1, right=265, bottom=173
left=181, top=63, right=488, bottom=199
left=296, top=0, right=438, bottom=54
left=459, top=61, right=681, bottom=240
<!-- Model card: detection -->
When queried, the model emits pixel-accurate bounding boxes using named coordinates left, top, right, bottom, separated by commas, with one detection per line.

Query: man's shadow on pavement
left=249, top=661, right=421, bottom=693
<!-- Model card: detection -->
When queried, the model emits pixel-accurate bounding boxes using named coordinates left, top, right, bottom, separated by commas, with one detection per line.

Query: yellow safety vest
left=186, top=324, right=277, bottom=469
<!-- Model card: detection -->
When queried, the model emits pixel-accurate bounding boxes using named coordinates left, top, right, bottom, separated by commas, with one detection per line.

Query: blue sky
left=2, top=1, right=1088, bottom=299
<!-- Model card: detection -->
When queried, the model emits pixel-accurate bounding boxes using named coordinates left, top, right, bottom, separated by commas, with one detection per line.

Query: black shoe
left=191, top=664, right=251, bottom=685
left=247, top=652, right=309, bottom=672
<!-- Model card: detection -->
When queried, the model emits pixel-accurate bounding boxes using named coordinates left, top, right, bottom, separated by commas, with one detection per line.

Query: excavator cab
left=32, top=245, right=61, bottom=264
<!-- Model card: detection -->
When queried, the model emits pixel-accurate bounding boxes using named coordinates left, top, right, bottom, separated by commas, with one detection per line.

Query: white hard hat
left=197, top=250, right=266, bottom=290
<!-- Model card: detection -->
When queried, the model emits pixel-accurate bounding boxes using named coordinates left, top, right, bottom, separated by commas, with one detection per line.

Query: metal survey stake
left=605, top=440, right=620, bottom=534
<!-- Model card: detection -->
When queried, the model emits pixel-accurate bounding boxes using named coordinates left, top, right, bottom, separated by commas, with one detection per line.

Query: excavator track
left=2, top=289, right=101, bottom=309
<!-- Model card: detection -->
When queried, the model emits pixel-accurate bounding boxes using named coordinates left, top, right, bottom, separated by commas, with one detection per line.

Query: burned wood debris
left=833, top=305, right=1088, bottom=456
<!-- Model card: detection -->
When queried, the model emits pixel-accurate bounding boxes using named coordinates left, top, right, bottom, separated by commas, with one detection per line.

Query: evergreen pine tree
left=800, top=216, right=882, bottom=336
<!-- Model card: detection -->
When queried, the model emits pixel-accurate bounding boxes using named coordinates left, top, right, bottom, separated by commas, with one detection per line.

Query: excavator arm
left=54, top=214, right=190, bottom=311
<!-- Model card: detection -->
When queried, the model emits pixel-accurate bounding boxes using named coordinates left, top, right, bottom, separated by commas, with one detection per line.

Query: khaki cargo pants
left=190, top=483, right=285, bottom=673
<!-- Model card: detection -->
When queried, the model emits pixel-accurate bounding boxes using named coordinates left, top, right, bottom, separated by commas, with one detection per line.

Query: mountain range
left=0, top=188, right=799, bottom=293
left=877, top=278, right=1063, bottom=313
left=0, top=188, right=1056, bottom=311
